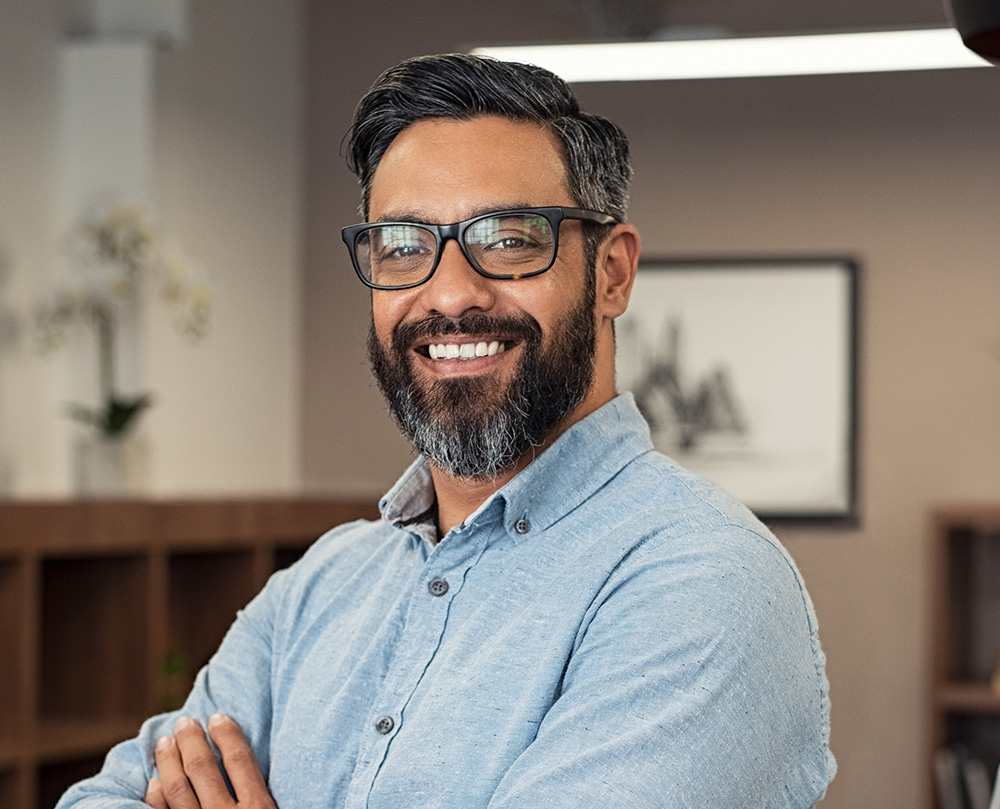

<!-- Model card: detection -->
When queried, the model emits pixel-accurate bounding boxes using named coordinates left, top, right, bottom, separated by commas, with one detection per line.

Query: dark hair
left=345, top=53, right=632, bottom=260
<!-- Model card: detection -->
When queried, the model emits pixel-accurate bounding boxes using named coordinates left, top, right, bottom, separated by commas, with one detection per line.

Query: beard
left=367, top=280, right=597, bottom=481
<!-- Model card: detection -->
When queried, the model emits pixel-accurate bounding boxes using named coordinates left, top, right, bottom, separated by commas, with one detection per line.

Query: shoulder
left=582, top=448, right=822, bottom=648
left=259, top=517, right=414, bottom=621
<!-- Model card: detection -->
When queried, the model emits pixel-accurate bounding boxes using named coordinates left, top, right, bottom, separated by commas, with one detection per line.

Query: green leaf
left=65, top=393, right=153, bottom=436
left=103, top=394, right=153, bottom=435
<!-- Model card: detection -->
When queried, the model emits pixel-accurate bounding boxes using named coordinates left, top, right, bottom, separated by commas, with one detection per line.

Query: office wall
left=0, top=0, right=303, bottom=494
left=300, top=2, right=1000, bottom=808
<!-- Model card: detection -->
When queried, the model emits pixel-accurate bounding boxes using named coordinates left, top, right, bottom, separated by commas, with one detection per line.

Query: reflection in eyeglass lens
left=466, top=214, right=554, bottom=271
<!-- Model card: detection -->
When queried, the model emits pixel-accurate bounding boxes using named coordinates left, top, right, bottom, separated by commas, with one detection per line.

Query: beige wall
left=300, top=4, right=1000, bottom=809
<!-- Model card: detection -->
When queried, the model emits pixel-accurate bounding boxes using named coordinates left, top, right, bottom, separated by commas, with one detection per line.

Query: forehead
left=368, top=116, right=572, bottom=222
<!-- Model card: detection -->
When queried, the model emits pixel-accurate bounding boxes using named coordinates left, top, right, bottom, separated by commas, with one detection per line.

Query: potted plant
left=36, top=201, right=210, bottom=495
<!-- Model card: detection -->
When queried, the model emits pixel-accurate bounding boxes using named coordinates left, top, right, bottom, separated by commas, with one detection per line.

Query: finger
left=154, top=736, right=199, bottom=809
left=173, top=717, right=235, bottom=808
left=145, top=776, right=168, bottom=809
left=207, top=714, right=274, bottom=805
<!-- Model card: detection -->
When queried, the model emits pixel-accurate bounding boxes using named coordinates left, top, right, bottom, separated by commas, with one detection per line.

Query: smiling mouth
left=418, top=340, right=513, bottom=361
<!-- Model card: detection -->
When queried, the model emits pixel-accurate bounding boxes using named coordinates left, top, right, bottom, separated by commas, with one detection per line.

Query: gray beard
left=367, top=286, right=597, bottom=480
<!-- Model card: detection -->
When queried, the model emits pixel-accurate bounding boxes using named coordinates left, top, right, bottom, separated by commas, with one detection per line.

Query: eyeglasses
left=341, top=206, right=617, bottom=290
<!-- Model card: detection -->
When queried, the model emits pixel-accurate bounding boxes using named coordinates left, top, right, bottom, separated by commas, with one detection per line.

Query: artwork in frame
left=616, top=258, right=858, bottom=522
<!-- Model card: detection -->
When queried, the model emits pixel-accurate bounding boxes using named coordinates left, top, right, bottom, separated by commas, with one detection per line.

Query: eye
left=487, top=234, right=536, bottom=251
left=373, top=225, right=433, bottom=261
left=468, top=215, right=549, bottom=251
left=383, top=243, right=428, bottom=259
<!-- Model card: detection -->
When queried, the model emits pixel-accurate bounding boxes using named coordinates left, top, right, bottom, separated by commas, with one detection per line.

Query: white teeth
left=428, top=341, right=507, bottom=360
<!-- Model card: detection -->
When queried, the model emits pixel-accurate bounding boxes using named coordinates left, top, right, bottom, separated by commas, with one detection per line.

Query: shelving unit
left=0, top=498, right=377, bottom=809
left=928, top=505, right=1000, bottom=808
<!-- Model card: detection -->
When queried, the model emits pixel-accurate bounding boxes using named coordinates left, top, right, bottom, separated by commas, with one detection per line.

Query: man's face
left=365, top=116, right=602, bottom=480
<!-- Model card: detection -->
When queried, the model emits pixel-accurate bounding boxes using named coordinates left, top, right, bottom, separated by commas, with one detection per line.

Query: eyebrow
left=372, top=202, right=540, bottom=225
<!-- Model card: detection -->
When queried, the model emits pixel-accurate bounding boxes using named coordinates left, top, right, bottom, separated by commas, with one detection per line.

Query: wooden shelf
left=0, top=497, right=376, bottom=809
left=0, top=741, right=22, bottom=768
left=936, top=682, right=1000, bottom=714
left=34, top=717, right=147, bottom=762
left=928, top=505, right=1000, bottom=809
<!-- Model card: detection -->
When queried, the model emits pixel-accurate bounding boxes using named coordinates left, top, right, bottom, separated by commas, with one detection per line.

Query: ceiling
left=551, top=0, right=952, bottom=40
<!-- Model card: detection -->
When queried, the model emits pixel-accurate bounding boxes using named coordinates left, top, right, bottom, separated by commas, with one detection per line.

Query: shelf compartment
left=273, top=540, right=312, bottom=573
left=943, top=526, right=1000, bottom=683
left=37, top=753, right=108, bottom=809
left=40, top=556, right=149, bottom=722
left=942, top=712, right=1000, bottom=776
left=0, top=767, right=25, bottom=809
left=162, top=550, right=256, bottom=707
left=0, top=558, right=25, bottom=741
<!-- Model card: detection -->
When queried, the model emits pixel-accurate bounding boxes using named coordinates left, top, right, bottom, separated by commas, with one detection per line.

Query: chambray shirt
left=58, top=394, right=835, bottom=809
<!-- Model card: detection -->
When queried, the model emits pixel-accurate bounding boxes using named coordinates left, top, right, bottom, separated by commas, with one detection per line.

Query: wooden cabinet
left=928, top=505, right=1000, bottom=807
left=0, top=498, right=377, bottom=809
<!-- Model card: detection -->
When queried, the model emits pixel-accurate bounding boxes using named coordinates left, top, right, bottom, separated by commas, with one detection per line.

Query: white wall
left=0, top=0, right=304, bottom=496
left=149, top=0, right=304, bottom=494
left=0, top=1, right=63, bottom=493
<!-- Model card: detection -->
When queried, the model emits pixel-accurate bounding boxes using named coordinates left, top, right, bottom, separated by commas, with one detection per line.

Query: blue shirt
left=58, top=394, right=835, bottom=809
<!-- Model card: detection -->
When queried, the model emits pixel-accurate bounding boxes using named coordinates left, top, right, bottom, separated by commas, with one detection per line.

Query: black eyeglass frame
left=341, top=206, right=618, bottom=291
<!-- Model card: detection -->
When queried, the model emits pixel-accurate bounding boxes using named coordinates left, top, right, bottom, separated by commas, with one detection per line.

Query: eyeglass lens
left=355, top=212, right=556, bottom=288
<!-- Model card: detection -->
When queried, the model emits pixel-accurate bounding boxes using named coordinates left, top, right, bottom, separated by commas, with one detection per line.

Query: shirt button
left=375, top=715, right=394, bottom=735
left=428, top=577, right=449, bottom=597
left=514, top=518, right=531, bottom=534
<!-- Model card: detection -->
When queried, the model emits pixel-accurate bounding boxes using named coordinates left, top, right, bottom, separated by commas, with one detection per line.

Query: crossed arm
left=145, top=714, right=274, bottom=809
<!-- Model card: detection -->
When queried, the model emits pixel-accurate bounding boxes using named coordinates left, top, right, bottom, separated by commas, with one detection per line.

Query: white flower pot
left=74, top=434, right=150, bottom=497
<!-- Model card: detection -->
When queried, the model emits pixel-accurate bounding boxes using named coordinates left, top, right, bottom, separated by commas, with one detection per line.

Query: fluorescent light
left=472, top=28, right=991, bottom=82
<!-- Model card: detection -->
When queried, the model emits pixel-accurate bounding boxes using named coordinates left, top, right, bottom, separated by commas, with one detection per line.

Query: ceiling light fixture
left=471, top=28, right=992, bottom=82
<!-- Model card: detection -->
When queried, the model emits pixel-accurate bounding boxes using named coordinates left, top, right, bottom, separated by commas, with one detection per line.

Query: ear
left=594, top=223, right=641, bottom=323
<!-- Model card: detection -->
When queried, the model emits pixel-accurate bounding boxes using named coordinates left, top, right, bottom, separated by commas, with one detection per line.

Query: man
left=58, top=54, right=835, bottom=809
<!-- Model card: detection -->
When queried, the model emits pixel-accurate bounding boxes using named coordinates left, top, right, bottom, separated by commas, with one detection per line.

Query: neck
left=428, top=464, right=519, bottom=539
left=429, top=388, right=618, bottom=538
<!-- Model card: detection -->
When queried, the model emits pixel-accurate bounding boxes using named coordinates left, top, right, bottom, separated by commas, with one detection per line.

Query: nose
left=416, top=238, right=496, bottom=319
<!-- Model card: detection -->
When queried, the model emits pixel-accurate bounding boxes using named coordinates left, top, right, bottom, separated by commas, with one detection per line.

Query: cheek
left=371, top=292, right=410, bottom=342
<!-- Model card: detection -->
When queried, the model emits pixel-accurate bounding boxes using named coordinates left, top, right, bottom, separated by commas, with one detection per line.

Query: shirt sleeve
left=485, top=524, right=835, bottom=809
left=54, top=565, right=289, bottom=809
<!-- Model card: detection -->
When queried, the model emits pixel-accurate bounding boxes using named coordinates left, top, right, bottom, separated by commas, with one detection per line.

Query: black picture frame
left=616, top=257, right=859, bottom=523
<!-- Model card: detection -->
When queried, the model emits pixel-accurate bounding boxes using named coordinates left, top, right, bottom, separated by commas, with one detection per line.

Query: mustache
left=391, top=313, right=542, bottom=353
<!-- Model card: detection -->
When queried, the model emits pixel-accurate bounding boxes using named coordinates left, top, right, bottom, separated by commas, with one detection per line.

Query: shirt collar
left=379, top=393, right=654, bottom=543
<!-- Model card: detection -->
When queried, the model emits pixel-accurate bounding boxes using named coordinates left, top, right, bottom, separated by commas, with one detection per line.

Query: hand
left=145, top=714, right=277, bottom=809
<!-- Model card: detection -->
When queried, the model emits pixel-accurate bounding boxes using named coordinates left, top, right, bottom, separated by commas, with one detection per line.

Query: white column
left=51, top=1, right=187, bottom=492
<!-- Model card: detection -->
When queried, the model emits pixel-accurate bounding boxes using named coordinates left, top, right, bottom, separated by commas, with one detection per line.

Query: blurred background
left=2, top=0, right=1000, bottom=806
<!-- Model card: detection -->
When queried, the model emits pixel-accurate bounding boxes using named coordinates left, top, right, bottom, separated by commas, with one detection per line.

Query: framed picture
left=616, top=258, right=858, bottom=523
